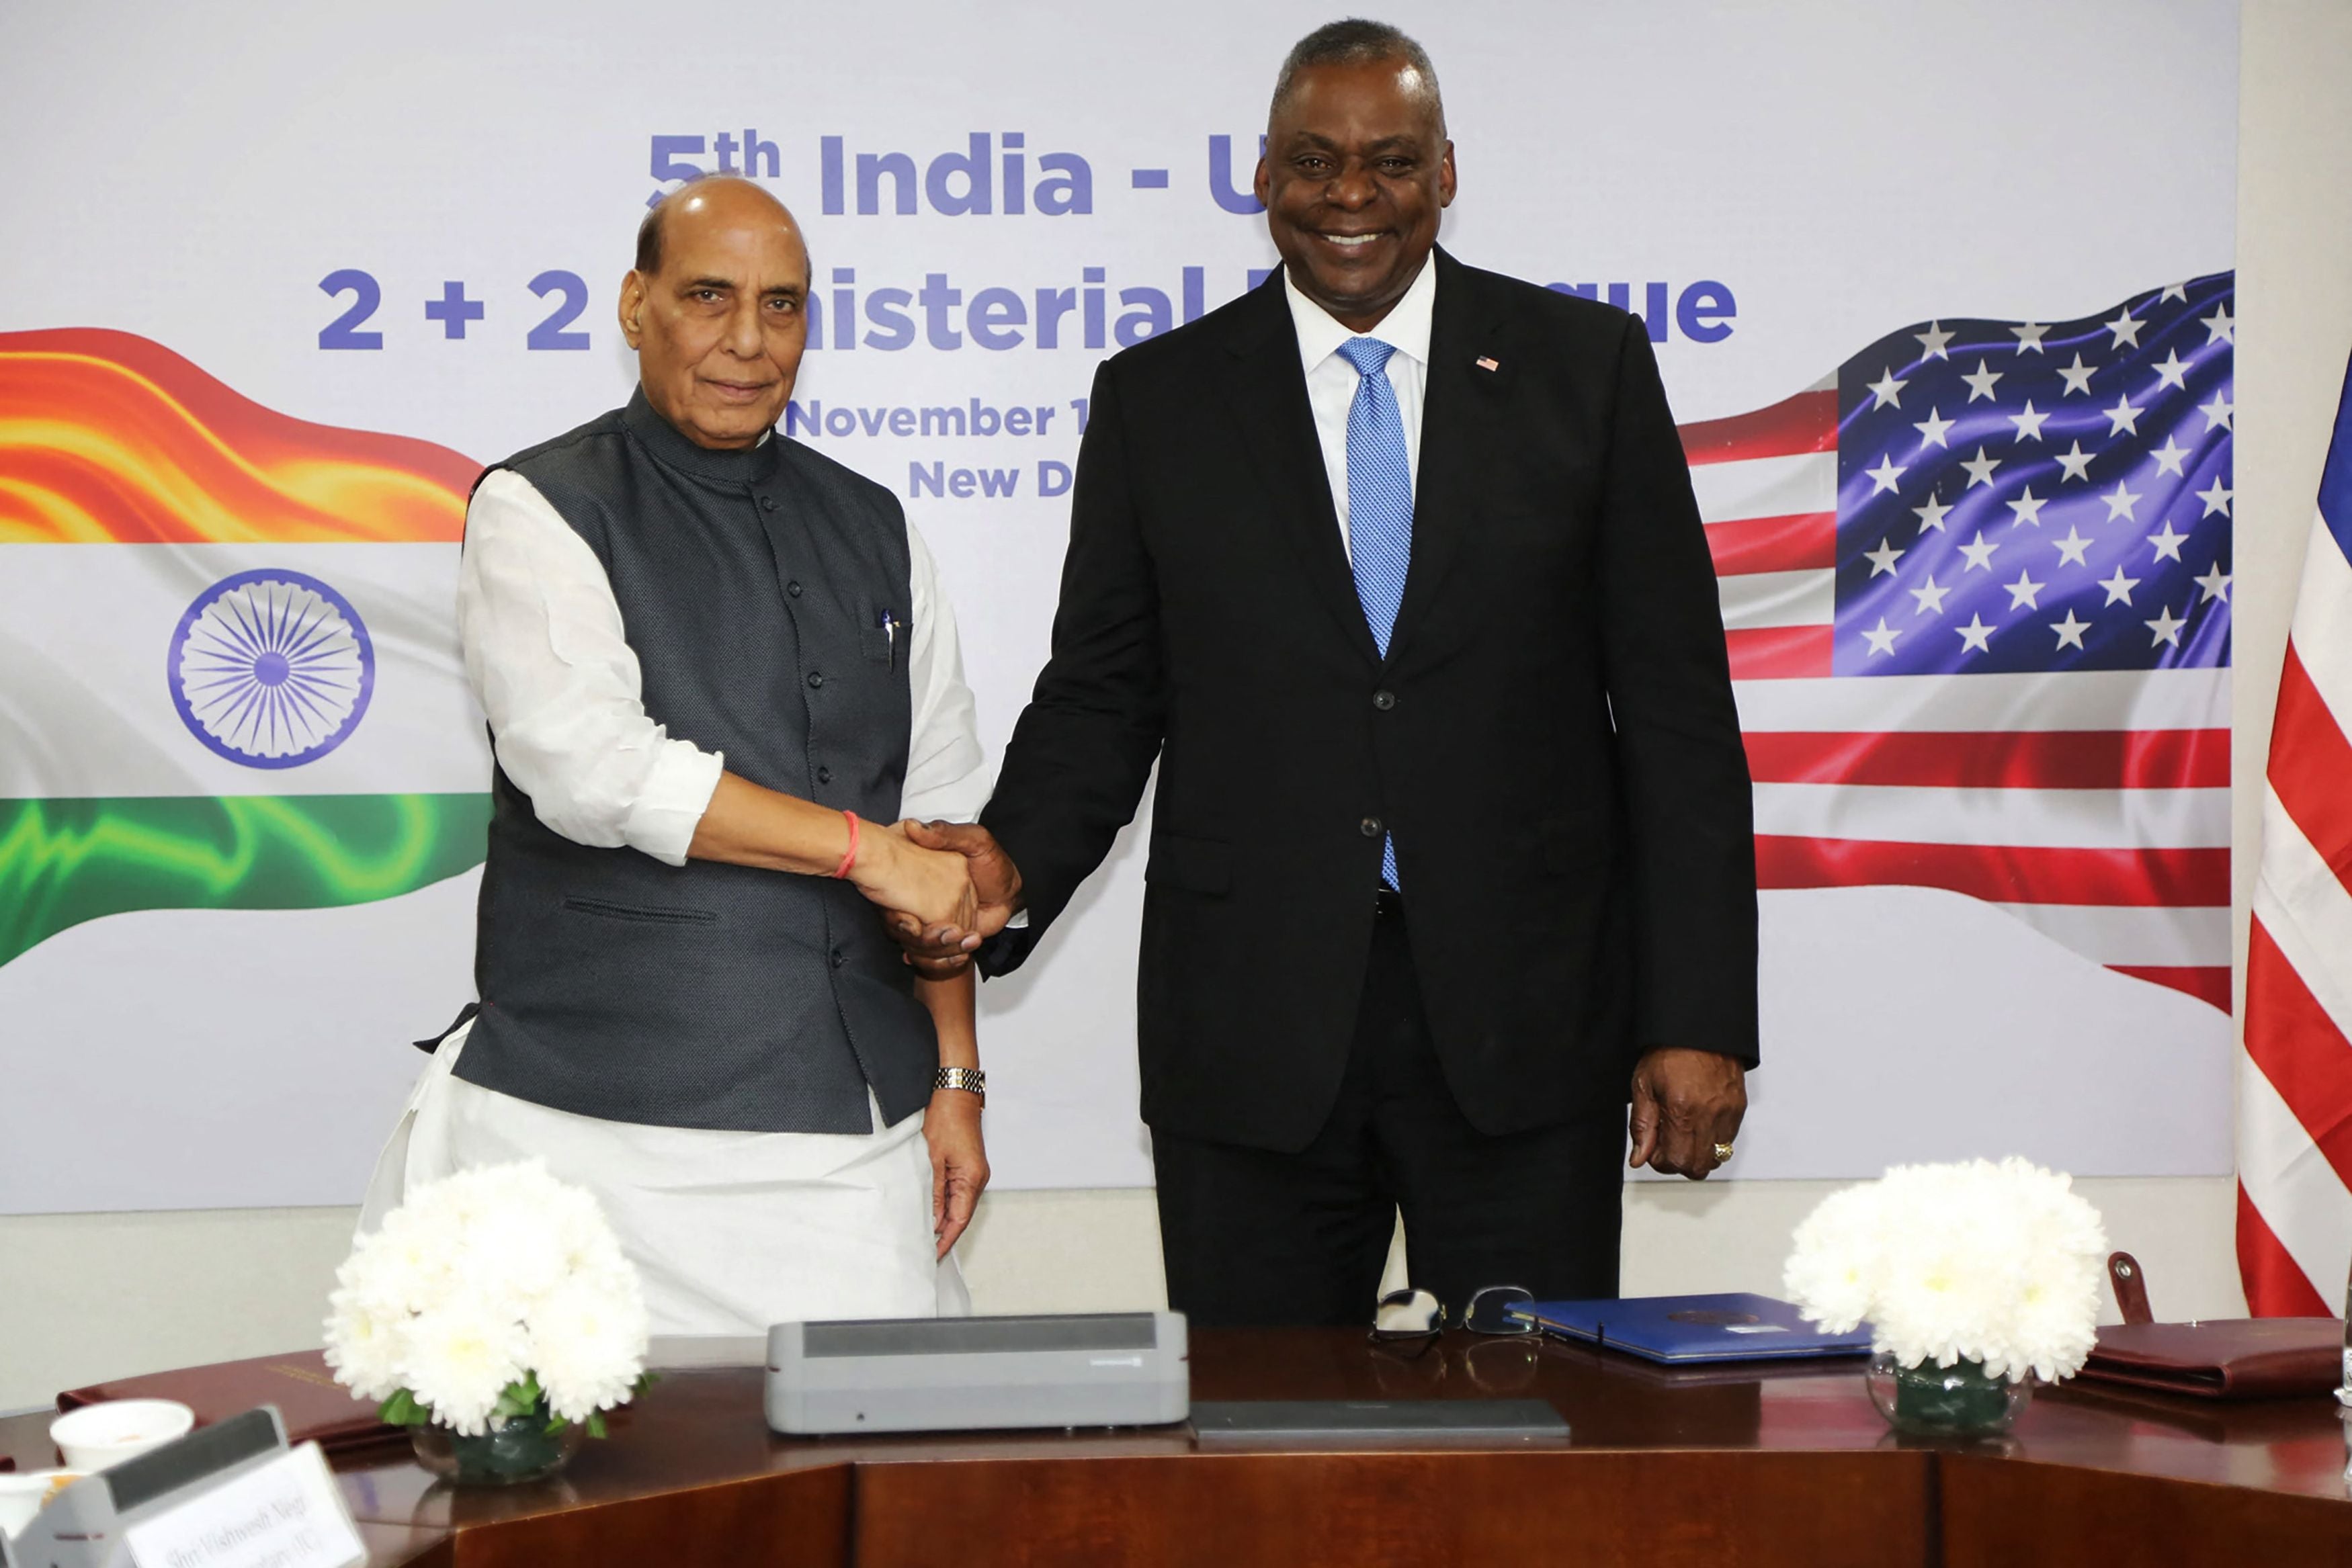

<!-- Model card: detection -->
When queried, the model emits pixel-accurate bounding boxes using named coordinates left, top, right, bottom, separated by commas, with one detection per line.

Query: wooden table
left=7, top=1330, right=2348, bottom=1565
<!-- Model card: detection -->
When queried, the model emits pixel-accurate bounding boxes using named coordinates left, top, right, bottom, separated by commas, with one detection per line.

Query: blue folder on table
left=1508, top=1291, right=1874, bottom=1364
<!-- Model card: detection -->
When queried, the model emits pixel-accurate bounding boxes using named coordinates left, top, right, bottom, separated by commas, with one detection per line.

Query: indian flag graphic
left=1, top=329, right=501, bottom=1210
left=1, top=329, right=492, bottom=971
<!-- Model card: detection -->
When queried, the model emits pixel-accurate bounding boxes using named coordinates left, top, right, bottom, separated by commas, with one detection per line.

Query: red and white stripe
left=1680, top=388, right=2232, bottom=1010
left=2240, top=507, right=2352, bottom=1315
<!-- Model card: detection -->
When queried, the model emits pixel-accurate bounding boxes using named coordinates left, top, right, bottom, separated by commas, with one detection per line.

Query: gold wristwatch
left=934, top=1066, right=986, bottom=1104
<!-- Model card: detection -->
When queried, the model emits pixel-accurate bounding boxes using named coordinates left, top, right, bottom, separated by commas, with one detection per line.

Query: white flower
left=321, top=1287, right=409, bottom=1403
left=403, top=1297, right=530, bottom=1436
left=1783, top=1158, right=2107, bottom=1385
left=530, top=1271, right=653, bottom=1423
left=321, top=1160, right=652, bottom=1432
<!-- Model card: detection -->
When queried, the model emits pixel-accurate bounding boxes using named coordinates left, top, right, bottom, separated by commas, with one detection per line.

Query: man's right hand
left=849, top=820, right=978, bottom=934
left=884, top=822, right=1024, bottom=976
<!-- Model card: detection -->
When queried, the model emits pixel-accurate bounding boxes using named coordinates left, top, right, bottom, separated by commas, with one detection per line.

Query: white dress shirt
left=1284, top=256, right=1437, bottom=559
left=456, top=467, right=991, bottom=862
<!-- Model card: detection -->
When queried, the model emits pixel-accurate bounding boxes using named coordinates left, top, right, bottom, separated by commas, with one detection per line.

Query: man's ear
left=1253, top=155, right=1271, bottom=210
left=618, top=269, right=647, bottom=349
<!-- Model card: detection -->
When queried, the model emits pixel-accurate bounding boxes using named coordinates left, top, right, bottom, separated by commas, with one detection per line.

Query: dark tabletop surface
left=4, top=1328, right=2346, bottom=1563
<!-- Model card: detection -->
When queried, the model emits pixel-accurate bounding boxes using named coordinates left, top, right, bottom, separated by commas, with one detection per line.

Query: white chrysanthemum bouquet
left=324, top=1162, right=652, bottom=1440
left=1783, top=1157, right=2108, bottom=1384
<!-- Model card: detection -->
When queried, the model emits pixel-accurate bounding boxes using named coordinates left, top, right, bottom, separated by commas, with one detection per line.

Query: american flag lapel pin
left=1475, top=355, right=1500, bottom=372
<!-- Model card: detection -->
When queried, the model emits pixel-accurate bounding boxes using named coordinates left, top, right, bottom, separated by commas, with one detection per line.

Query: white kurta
left=359, top=456, right=989, bottom=1333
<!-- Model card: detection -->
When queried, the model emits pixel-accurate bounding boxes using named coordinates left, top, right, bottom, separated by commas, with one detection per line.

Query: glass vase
left=1865, top=1350, right=2031, bottom=1437
left=410, top=1413, right=583, bottom=1486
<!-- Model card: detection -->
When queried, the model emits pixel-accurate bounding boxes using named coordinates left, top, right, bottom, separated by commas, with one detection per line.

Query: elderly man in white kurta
left=360, top=176, right=991, bottom=1335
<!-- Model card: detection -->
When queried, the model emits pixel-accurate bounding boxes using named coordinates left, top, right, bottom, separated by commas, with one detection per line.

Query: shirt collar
left=1283, top=253, right=1437, bottom=374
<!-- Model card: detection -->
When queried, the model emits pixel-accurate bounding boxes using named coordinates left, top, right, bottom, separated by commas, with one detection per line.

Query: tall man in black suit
left=897, top=19, right=1759, bottom=1327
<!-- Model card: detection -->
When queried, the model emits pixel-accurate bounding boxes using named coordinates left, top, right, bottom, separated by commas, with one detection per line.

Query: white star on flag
left=2004, top=570, right=2045, bottom=609
left=1861, top=617, right=1900, bottom=656
left=1962, top=360, right=2005, bottom=402
left=2058, top=353, right=2098, bottom=395
left=2152, top=350, right=2191, bottom=391
left=1915, top=320, right=1954, bottom=359
left=2201, top=303, right=2233, bottom=345
left=1865, top=454, right=1906, bottom=494
left=2050, top=609, right=2091, bottom=649
left=1864, top=539, right=1904, bottom=576
left=2054, top=526, right=2094, bottom=566
left=2055, top=441, right=2096, bottom=482
left=2200, top=392, right=2233, bottom=431
left=2005, top=486, right=2048, bottom=527
left=2105, top=307, right=2145, bottom=349
left=1913, top=407, right=1955, bottom=449
left=2007, top=400, right=2051, bottom=441
left=2195, top=562, right=2232, bottom=602
left=1867, top=367, right=1907, bottom=409
left=2150, top=437, right=2190, bottom=478
left=1913, top=494, right=1954, bottom=533
left=2148, top=520, right=2189, bottom=562
left=2100, top=566, right=2140, bottom=605
left=1958, top=531, right=1999, bottom=571
left=2011, top=322, right=2050, bottom=353
left=2145, top=605, right=2187, bottom=647
left=1961, top=447, right=2003, bottom=488
left=1956, top=614, right=1996, bottom=652
left=2105, top=396, right=2144, bottom=436
left=2197, top=477, right=2234, bottom=517
left=2103, top=480, right=2142, bottom=523
left=1910, top=574, right=1951, bottom=615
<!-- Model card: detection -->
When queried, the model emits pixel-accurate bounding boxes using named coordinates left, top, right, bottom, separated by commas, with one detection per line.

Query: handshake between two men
left=855, top=820, right=1747, bottom=1186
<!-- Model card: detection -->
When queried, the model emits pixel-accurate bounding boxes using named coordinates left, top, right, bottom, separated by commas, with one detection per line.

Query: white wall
left=5, top=0, right=2347, bottom=1417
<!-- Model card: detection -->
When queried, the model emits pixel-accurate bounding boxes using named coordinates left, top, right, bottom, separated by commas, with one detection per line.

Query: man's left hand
left=1627, top=1047, right=1747, bottom=1180
left=924, top=1090, right=991, bottom=1257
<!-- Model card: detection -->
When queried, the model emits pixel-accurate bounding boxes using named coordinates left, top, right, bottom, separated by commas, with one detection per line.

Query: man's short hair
left=1269, top=18, right=1445, bottom=133
left=635, top=187, right=681, bottom=276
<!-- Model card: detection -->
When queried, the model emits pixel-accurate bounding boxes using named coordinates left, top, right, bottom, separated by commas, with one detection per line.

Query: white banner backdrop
left=0, top=0, right=2238, bottom=1211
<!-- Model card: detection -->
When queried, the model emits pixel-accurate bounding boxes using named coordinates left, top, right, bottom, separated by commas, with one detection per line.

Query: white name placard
left=122, top=1442, right=364, bottom=1568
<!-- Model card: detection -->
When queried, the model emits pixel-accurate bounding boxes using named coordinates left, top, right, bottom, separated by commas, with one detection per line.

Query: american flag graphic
left=1682, top=272, right=2234, bottom=1012
left=2240, top=354, right=2352, bottom=1317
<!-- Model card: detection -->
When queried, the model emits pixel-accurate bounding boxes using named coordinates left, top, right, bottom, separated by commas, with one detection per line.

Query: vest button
left=830, top=947, right=846, bottom=969
left=816, top=765, right=833, bottom=785
left=760, top=496, right=778, bottom=511
left=1359, top=816, right=1383, bottom=837
left=786, top=580, right=804, bottom=597
left=1372, top=689, right=1396, bottom=711
left=806, top=672, right=824, bottom=689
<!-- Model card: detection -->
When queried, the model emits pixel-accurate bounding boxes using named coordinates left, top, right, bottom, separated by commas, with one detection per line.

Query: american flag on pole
left=1680, top=273, right=2234, bottom=1010
left=2240, top=353, right=2352, bottom=1317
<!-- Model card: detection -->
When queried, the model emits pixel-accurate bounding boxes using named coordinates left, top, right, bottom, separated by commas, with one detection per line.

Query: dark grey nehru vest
left=454, top=390, right=934, bottom=1133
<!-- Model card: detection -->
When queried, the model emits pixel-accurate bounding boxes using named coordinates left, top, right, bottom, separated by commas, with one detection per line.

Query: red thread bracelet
left=832, top=811, right=861, bottom=879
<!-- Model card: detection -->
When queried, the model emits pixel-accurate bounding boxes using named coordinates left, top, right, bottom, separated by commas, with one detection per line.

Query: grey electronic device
left=1189, top=1399, right=1571, bottom=1446
left=765, top=1311, right=1189, bottom=1435
left=14, top=1407, right=288, bottom=1568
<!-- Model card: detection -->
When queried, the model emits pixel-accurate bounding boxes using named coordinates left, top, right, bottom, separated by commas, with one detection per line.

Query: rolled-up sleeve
left=897, top=521, right=992, bottom=824
left=456, top=470, right=722, bottom=865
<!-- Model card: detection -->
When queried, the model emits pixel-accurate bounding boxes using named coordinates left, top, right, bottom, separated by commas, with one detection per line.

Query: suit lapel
left=1388, top=249, right=1512, bottom=668
left=1216, top=277, right=1384, bottom=667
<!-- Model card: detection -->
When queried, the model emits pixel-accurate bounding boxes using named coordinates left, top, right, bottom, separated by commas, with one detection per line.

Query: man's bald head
left=635, top=175, right=810, bottom=285
left=619, top=175, right=813, bottom=449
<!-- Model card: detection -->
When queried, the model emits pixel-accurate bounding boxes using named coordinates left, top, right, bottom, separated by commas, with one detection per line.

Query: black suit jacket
left=981, top=249, right=1758, bottom=1152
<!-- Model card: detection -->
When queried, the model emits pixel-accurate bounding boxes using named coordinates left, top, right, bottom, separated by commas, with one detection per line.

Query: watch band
left=935, top=1066, right=986, bottom=1103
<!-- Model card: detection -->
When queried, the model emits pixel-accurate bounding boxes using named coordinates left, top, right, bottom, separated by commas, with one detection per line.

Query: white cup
left=47, top=1399, right=196, bottom=1471
left=0, top=1471, right=81, bottom=1538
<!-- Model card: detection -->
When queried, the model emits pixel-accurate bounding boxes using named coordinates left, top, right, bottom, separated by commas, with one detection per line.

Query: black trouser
left=1151, top=894, right=1626, bottom=1329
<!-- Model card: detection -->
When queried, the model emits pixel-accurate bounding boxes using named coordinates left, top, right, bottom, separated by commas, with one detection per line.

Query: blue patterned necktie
left=1336, top=335, right=1411, bottom=889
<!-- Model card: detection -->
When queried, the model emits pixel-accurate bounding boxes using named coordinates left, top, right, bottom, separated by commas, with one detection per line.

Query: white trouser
left=359, top=1021, right=970, bottom=1335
